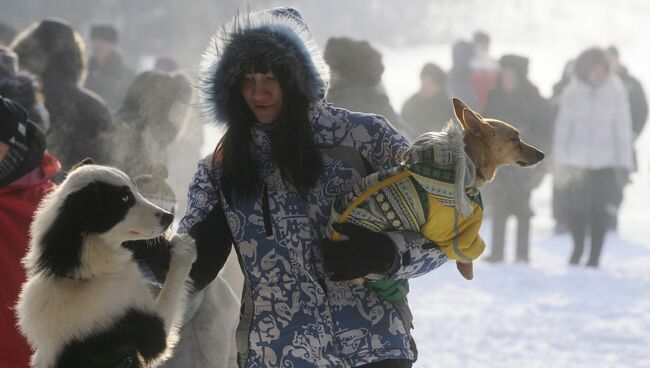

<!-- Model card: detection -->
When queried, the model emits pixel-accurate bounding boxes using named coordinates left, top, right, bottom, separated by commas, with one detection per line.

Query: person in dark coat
left=448, top=40, right=479, bottom=111
left=483, top=54, right=552, bottom=263
left=11, top=18, right=112, bottom=177
left=0, top=46, right=50, bottom=132
left=84, top=24, right=135, bottom=112
left=401, top=62, right=452, bottom=136
left=606, top=46, right=647, bottom=229
left=324, top=37, right=403, bottom=131
left=607, top=46, right=647, bottom=141
left=110, top=70, right=192, bottom=177
left=0, top=96, right=60, bottom=368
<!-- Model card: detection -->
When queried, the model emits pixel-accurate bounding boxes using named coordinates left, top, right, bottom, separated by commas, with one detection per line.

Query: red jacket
left=0, top=153, right=59, bottom=368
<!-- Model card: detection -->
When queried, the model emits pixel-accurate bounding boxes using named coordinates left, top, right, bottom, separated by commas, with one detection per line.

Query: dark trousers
left=490, top=212, right=531, bottom=262
left=488, top=191, right=532, bottom=262
left=562, top=168, right=619, bottom=267
left=357, top=359, right=413, bottom=368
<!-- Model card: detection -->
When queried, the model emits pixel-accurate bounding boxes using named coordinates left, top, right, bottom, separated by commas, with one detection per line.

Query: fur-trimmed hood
left=198, top=7, right=329, bottom=124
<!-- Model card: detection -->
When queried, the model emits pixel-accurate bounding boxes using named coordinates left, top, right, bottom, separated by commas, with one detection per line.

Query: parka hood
left=199, top=7, right=329, bottom=125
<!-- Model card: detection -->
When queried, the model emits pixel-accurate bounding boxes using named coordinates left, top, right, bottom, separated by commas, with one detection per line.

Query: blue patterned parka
left=178, top=8, right=448, bottom=367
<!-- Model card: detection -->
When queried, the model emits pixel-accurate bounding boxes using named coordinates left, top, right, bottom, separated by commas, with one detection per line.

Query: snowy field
left=406, top=172, right=650, bottom=368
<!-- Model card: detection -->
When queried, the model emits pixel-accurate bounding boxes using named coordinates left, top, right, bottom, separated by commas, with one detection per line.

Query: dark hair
left=473, top=31, right=490, bottom=45
left=574, top=47, right=610, bottom=82
left=606, top=45, right=619, bottom=58
left=420, top=62, right=447, bottom=89
left=90, top=24, right=118, bottom=43
left=214, top=56, right=323, bottom=202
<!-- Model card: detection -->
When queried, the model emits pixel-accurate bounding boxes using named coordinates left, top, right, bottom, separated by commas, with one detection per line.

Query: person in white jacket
left=552, top=47, right=634, bottom=267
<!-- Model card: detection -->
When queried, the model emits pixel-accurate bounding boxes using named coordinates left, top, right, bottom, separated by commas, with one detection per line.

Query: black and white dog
left=16, top=164, right=197, bottom=368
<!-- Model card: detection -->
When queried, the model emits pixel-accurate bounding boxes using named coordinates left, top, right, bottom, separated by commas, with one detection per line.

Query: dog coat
left=328, top=122, right=486, bottom=300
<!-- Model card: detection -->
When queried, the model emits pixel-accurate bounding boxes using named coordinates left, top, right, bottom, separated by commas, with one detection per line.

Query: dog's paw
left=456, top=261, right=474, bottom=280
left=170, top=233, right=197, bottom=264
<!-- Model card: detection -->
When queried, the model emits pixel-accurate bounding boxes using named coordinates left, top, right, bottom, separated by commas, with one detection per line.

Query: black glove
left=188, top=204, right=233, bottom=292
left=322, top=223, right=396, bottom=281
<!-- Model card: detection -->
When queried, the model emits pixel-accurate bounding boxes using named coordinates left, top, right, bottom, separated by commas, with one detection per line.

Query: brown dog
left=327, top=97, right=545, bottom=285
left=452, top=98, right=544, bottom=278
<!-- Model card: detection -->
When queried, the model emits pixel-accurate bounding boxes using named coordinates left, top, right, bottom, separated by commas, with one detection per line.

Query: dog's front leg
left=154, top=233, right=197, bottom=335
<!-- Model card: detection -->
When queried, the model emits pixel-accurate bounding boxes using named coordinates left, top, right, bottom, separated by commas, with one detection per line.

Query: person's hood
left=199, top=7, right=329, bottom=125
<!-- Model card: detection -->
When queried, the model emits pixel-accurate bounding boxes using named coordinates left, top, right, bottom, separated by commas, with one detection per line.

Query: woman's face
left=241, top=71, right=283, bottom=124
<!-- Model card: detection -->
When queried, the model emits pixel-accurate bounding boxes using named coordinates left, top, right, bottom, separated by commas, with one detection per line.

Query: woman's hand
left=322, top=223, right=396, bottom=281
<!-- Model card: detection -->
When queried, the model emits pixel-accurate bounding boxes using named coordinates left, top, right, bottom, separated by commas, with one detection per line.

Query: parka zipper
left=262, top=182, right=273, bottom=236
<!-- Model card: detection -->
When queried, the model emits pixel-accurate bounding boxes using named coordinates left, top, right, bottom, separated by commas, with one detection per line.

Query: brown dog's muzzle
left=516, top=142, right=545, bottom=167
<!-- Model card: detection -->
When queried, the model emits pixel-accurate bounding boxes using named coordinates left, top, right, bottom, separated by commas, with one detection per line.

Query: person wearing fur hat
left=324, top=36, right=403, bottom=132
left=401, top=62, right=452, bottom=136
left=85, top=24, right=135, bottom=112
left=11, top=18, right=112, bottom=178
left=179, top=8, right=447, bottom=367
left=482, top=54, right=552, bottom=263
left=0, top=96, right=59, bottom=368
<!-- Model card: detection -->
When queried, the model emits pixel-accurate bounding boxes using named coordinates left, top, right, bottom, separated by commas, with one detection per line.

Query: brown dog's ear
left=452, top=97, right=470, bottom=128
left=462, top=108, right=493, bottom=137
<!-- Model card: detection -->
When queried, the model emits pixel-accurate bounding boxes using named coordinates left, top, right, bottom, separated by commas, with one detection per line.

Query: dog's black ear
left=36, top=182, right=103, bottom=276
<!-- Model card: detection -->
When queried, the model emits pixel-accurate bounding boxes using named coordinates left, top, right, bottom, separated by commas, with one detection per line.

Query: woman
left=179, top=8, right=447, bottom=368
left=11, top=18, right=111, bottom=176
left=483, top=54, right=551, bottom=263
left=553, top=47, right=634, bottom=267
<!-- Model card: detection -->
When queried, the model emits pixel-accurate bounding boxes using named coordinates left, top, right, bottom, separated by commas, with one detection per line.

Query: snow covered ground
left=406, top=172, right=650, bottom=368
